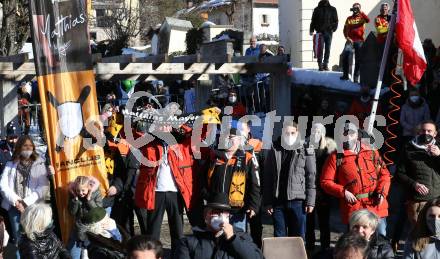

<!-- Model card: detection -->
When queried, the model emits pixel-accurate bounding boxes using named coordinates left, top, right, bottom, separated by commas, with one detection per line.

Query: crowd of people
left=4, top=78, right=440, bottom=259
left=1, top=1, right=440, bottom=259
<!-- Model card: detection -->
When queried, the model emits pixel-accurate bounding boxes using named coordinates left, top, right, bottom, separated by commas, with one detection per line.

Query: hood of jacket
left=318, top=0, right=330, bottom=7
left=321, top=137, right=337, bottom=154
left=406, top=96, right=426, bottom=109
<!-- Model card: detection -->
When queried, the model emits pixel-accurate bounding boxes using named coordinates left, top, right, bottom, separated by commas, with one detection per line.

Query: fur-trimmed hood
left=323, top=137, right=337, bottom=154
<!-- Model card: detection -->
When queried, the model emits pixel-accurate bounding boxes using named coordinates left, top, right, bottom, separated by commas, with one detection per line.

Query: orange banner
left=29, top=0, right=108, bottom=242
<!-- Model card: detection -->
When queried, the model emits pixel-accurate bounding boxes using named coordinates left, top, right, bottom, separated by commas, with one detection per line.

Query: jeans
left=318, top=31, right=333, bottom=66
left=272, top=199, right=307, bottom=239
left=8, top=207, right=21, bottom=259
left=342, top=41, right=363, bottom=78
left=67, top=230, right=85, bottom=259
left=230, top=212, right=247, bottom=232
left=377, top=217, right=387, bottom=237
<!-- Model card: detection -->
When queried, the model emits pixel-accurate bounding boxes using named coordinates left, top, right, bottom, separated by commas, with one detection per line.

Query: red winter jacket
left=344, top=12, right=370, bottom=43
left=134, top=125, right=200, bottom=211
left=320, top=145, right=391, bottom=224
left=375, top=15, right=391, bottom=44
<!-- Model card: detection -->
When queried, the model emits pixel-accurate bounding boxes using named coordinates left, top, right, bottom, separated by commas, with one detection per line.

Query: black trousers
left=305, top=198, right=331, bottom=250
left=249, top=207, right=263, bottom=248
left=141, top=192, right=184, bottom=255
left=112, top=195, right=147, bottom=236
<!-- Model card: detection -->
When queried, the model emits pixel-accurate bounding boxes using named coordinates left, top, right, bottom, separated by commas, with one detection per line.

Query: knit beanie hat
left=82, top=207, right=106, bottom=225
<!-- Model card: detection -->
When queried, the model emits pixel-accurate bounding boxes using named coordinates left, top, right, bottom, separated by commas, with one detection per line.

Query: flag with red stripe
left=313, top=33, right=324, bottom=60
left=395, top=0, right=427, bottom=86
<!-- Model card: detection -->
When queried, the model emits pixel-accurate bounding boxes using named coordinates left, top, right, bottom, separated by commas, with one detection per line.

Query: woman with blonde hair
left=19, top=203, right=70, bottom=258
left=349, top=209, right=394, bottom=259
left=306, top=123, right=336, bottom=251
left=0, top=135, right=50, bottom=258
left=404, top=198, right=440, bottom=258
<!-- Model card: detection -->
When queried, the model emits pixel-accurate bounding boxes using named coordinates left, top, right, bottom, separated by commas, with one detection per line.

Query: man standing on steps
left=310, top=0, right=339, bottom=71
left=341, top=3, right=370, bottom=83
left=375, top=3, right=391, bottom=45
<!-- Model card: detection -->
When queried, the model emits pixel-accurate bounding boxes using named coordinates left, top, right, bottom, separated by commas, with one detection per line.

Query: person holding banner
left=0, top=135, right=50, bottom=259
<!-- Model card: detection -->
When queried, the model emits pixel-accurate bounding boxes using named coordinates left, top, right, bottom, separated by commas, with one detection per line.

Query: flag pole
left=367, top=1, right=397, bottom=134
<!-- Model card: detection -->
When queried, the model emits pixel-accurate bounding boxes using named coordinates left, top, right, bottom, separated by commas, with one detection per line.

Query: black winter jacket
left=175, top=228, right=263, bottom=259
left=310, top=0, right=339, bottom=33
left=203, top=150, right=261, bottom=213
left=368, top=233, right=395, bottom=259
left=396, top=140, right=440, bottom=201
left=102, top=142, right=125, bottom=208
left=19, top=228, right=71, bottom=259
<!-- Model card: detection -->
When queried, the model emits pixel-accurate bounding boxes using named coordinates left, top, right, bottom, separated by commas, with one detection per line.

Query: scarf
left=14, top=160, right=33, bottom=199
left=411, top=138, right=436, bottom=152
left=77, top=216, right=122, bottom=241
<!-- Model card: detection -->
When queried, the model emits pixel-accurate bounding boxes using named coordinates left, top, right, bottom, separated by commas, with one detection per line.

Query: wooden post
left=271, top=71, right=292, bottom=138
left=0, top=76, right=18, bottom=138
left=194, top=78, right=212, bottom=111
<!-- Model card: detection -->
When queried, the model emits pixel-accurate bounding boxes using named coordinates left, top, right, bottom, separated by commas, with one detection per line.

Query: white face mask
left=426, top=218, right=440, bottom=237
left=410, top=96, right=420, bottom=103
left=210, top=214, right=229, bottom=231
left=21, top=150, right=33, bottom=159
left=228, top=96, right=237, bottom=103
left=283, top=134, right=297, bottom=146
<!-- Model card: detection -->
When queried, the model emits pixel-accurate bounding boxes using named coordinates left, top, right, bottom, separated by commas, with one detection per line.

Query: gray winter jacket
left=263, top=138, right=316, bottom=207
left=400, top=98, right=431, bottom=137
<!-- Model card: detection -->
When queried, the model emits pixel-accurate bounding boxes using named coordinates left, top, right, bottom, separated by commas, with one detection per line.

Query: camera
left=350, top=7, right=360, bottom=12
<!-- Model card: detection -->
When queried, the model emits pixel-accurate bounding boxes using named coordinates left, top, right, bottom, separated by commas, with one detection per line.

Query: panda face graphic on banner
left=47, top=86, right=90, bottom=151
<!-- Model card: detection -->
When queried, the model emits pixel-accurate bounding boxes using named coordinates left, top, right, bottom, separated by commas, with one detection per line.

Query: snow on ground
left=292, top=68, right=361, bottom=92
left=291, top=68, right=390, bottom=95
left=198, top=0, right=232, bottom=10
left=122, top=48, right=148, bottom=58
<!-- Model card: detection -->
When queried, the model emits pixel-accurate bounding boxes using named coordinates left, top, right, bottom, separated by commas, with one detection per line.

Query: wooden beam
left=101, top=54, right=135, bottom=63
left=92, top=53, right=102, bottom=63
left=95, top=62, right=286, bottom=75
left=0, top=53, right=29, bottom=63
left=135, top=54, right=169, bottom=63
left=171, top=54, right=200, bottom=64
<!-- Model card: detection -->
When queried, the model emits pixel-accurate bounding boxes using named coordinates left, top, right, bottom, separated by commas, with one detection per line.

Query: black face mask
left=417, top=134, right=434, bottom=145
left=343, top=140, right=356, bottom=150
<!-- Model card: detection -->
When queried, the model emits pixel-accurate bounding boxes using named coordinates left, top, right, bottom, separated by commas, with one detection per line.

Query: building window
left=261, top=14, right=269, bottom=27
left=96, top=9, right=111, bottom=27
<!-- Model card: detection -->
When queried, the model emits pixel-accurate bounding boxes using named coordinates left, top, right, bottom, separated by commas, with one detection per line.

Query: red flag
left=395, top=0, right=427, bottom=86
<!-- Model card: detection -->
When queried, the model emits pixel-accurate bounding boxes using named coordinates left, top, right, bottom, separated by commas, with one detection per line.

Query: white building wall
left=168, top=30, right=188, bottom=54
left=280, top=0, right=440, bottom=69
left=253, top=7, right=279, bottom=36
left=279, top=0, right=301, bottom=66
